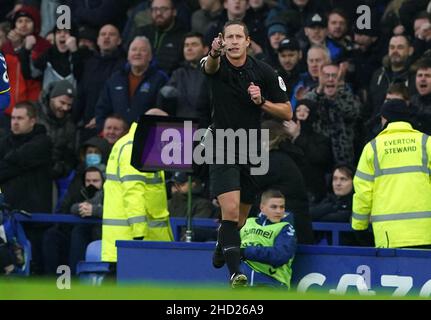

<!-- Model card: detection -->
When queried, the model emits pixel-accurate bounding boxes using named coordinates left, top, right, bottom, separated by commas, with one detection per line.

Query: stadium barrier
left=115, top=241, right=431, bottom=297
left=15, top=214, right=355, bottom=245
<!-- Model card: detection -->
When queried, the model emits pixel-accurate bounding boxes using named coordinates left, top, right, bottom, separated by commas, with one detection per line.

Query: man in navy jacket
left=95, top=36, right=168, bottom=131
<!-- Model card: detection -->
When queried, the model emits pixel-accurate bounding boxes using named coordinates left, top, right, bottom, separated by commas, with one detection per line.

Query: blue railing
left=15, top=213, right=356, bottom=245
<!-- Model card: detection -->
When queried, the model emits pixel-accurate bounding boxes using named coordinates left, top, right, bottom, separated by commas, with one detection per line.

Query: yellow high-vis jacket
left=101, top=123, right=173, bottom=262
left=352, top=122, right=431, bottom=248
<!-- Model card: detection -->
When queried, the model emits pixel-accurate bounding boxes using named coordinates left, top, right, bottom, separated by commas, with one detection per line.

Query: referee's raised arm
left=204, top=33, right=224, bottom=74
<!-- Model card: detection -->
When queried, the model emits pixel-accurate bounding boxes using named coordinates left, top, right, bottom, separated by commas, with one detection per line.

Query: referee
left=201, top=20, right=292, bottom=287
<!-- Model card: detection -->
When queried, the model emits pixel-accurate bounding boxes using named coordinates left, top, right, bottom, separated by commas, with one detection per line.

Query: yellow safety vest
left=352, top=122, right=431, bottom=248
left=101, top=122, right=173, bottom=262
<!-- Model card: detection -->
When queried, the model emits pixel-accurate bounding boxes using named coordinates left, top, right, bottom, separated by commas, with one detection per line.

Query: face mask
left=85, top=153, right=102, bottom=167
left=84, top=184, right=99, bottom=198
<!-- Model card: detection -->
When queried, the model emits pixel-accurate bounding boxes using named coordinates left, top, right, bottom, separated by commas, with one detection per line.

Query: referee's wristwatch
left=257, top=96, right=266, bottom=107
left=209, top=50, right=221, bottom=58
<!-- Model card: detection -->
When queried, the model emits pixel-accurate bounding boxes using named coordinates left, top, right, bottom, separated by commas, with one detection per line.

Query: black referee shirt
left=202, top=55, right=288, bottom=131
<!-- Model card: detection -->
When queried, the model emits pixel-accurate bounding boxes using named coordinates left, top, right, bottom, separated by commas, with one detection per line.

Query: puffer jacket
left=36, top=86, right=77, bottom=178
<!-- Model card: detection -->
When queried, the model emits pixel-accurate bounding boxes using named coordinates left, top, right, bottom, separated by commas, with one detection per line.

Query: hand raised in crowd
left=249, top=40, right=263, bottom=55
left=7, top=29, right=23, bottom=49
left=317, top=67, right=326, bottom=95
left=283, top=120, right=301, bottom=142
left=24, top=35, right=36, bottom=50
left=337, top=61, right=348, bottom=86
left=393, top=24, right=405, bottom=36
left=45, top=32, right=54, bottom=45
left=295, top=85, right=309, bottom=100
left=85, top=117, right=96, bottom=129
left=6, top=4, right=23, bottom=19
left=210, top=32, right=225, bottom=57
left=78, top=202, right=93, bottom=217
left=66, top=36, right=78, bottom=52
left=248, top=82, right=263, bottom=106
left=417, top=22, right=431, bottom=41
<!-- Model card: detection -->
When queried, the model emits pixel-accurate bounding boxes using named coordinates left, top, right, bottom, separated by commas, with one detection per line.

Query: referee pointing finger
left=201, top=20, right=292, bottom=288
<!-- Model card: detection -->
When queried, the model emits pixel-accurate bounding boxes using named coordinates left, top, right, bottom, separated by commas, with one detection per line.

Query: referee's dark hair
left=261, top=189, right=285, bottom=204
left=222, top=20, right=249, bottom=38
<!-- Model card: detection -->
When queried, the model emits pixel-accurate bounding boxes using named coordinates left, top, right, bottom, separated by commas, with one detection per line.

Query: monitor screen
left=131, top=115, right=199, bottom=172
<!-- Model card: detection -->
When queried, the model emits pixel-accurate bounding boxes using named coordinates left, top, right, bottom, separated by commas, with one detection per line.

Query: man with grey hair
left=291, top=45, right=330, bottom=108
left=95, top=36, right=168, bottom=131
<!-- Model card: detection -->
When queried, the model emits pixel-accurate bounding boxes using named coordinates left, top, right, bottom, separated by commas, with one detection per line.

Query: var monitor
left=131, top=115, right=199, bottom=173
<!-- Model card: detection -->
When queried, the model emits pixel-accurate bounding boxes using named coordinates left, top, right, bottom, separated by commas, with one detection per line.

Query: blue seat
left=76, top=240, right=110, bottom=285
left=85, top=240, right=102, bottom=261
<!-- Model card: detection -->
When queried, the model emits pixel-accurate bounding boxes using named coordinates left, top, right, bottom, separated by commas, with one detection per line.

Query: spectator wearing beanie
left=76, top=24, right=98, bottom=51
left=2, top=6, right=51, bottom=116
left=276, top=37, right=304, bottom=102
left=380, top=98, right=414, bottom=125
left=37, top=80, right=77, bottom=180
left=254, top=20, right=288, bottom=69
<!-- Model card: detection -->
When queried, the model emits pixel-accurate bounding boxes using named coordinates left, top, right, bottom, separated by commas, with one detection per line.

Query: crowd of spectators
left=1, top=0, right=431, bottom=274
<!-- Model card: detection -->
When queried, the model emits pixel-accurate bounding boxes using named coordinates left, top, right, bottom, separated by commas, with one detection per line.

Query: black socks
left=218, top=220, right=241, bottom=276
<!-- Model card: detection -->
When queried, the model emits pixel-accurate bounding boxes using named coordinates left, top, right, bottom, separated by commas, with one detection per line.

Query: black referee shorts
left=209, top=163, right=259, bottom=204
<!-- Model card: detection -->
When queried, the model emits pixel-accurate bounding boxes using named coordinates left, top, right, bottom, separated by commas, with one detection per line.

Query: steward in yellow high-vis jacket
left=101, top=122, right=173, bottom=263
left=352, top=99, right=431, bottom=248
